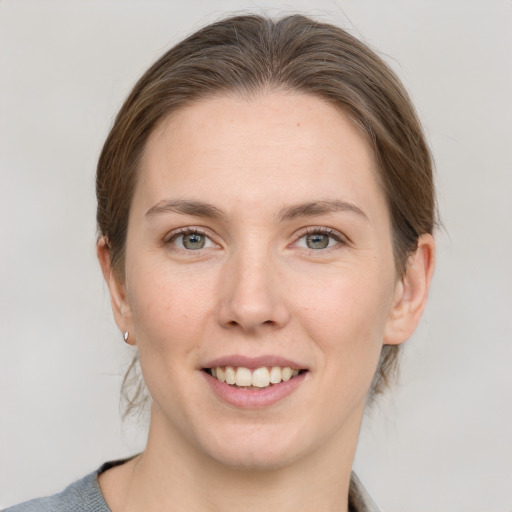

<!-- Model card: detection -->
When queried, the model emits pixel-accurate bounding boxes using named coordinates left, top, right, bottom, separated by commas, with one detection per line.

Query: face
left=110, top=92, right=408, bottom=469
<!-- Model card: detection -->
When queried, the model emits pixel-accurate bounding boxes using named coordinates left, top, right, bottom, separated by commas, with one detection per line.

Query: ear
left=97, top=237, right=135, bottom=345
left=383, top=234, right=435, bottom=345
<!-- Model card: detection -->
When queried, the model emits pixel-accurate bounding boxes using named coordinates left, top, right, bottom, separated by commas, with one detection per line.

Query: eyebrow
left=145, top=199, right=227, bottom=221
left=277, top=200, right=367, bottom=222
left=145, top=198, right=367, bottom=222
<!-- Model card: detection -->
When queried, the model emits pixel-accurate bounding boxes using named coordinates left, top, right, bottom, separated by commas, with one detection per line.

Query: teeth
left=216, top=367, right=226, bottom=382
left=225, top=366, right=236, bottom=385
left=251, top=367, right=270, bottom=388
left=235, top=367, right=252, bottom=387
left=210, top=365, right=302, bottom=388
left=269, top=366, right=282, bottom=384
left=281, top=367, right=293, bottom=381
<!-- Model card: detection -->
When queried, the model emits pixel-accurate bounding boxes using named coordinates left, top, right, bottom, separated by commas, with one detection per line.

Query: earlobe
left=383, top=234, right=435, bottom=346
left=96, top=237, right=135, bottom=345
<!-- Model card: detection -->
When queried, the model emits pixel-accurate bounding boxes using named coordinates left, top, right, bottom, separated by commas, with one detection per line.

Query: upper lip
left=203, top=355, right=307, bottom=370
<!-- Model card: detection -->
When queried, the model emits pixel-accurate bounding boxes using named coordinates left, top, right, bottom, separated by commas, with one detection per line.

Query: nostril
left=226, top=318, right=276, bottom=329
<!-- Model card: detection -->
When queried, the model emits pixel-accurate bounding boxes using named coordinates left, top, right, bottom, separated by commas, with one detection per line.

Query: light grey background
left=1, top=1, right=511, bottom=510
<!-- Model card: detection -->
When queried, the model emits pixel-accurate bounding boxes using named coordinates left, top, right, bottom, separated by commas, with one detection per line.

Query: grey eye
left=167, top=228, right=217, bottom=251
left=181, top=233, right=206, bottom=250
left=305, top=233, right=330, bottom=249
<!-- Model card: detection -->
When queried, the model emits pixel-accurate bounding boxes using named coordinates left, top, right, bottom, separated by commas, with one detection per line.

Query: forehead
left=135, top=92, right=386, bottom=222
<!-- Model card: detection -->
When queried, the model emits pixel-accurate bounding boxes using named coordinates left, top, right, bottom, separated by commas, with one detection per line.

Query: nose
left=216, top=247, right=290, bottom=333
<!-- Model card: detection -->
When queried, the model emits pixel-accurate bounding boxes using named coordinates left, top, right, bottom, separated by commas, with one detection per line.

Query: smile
left=205, top=366, right=305, bottom=388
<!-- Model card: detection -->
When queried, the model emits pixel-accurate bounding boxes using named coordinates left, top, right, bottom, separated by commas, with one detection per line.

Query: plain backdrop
left=1, top=1, right=511, bottom=510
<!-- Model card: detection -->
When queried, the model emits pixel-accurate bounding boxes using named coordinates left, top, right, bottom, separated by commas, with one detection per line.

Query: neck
left=108, top=405, right=363, bottom=512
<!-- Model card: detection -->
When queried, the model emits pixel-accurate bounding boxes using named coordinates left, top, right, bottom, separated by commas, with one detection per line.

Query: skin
left=97, top=92, right=435, bottom=512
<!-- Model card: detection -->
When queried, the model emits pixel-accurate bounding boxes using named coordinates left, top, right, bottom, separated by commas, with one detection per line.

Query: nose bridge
left=217, top=240, right=289, bottom=332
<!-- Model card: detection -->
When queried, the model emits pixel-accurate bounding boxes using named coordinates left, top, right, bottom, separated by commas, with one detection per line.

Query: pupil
left=306, top=233, right=329, bottom=249
left=184, top=233, right=205, bottom=249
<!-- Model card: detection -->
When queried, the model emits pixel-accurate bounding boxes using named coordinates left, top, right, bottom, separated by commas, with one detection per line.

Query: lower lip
left=202, top=371, right=307, bottom=409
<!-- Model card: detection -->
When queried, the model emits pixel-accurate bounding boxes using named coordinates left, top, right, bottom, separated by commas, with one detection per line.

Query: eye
left=295, top=228, right=344, bottom=250
left=167, top=228, right=217, bottom=251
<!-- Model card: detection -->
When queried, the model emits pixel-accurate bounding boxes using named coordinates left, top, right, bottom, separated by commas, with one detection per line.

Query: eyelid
left=292, top=226, right=349, bottom=250
left=162, top=225, right=348, bottom=251
left=164, top=226, right=202, bottom=242
left=163, top=226, right=220, bottom=250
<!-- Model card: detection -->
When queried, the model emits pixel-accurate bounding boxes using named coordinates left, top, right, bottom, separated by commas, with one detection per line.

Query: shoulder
left=3, top=470, right=110, bottom=512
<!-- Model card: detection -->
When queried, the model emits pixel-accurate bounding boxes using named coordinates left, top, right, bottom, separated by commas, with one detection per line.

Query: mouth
left=203, top=366, right=308, bottom=389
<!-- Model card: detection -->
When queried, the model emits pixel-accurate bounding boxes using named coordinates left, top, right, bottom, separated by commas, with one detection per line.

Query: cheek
left=124, top=265, right=218, bottom=413
left=294, top=263, right=396, bottom=366
left=126, top=264, right=215, bottom=360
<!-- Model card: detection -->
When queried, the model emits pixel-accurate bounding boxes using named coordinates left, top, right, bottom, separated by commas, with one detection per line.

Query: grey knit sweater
left=3, top=471, right=107, bottom=512
left=3, top=461, right=381, bottom=512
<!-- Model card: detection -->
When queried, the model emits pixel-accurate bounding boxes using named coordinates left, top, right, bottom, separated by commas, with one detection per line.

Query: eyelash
left=164, top=226, right=346, bottom=252
left=164, top=227, right=215, bottom=250
left=295, top=227, right=346, bottom=250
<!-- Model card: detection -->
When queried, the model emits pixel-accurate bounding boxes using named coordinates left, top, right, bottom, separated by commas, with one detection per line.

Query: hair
left=96, top=13, right=436, bottom=416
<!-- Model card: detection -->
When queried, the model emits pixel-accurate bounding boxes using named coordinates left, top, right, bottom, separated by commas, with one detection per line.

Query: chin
left=195, top=421, right=319, bottom=471
left=208, top=442, right=302, bottom=471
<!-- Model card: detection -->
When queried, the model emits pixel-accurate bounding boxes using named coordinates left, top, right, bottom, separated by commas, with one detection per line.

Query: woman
left=6, top=13, right=435, bottom=512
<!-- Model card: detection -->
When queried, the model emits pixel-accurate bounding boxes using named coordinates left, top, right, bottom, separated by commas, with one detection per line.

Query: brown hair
left=96, top=14, right=435, bottom=414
